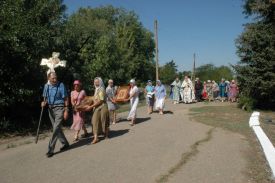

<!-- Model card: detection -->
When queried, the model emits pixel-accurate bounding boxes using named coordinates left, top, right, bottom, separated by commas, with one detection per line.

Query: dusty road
left=0, top=101, right=250, bottom=183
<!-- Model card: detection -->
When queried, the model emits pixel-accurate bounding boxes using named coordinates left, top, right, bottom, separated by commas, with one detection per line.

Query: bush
left=238, top=95, right=256, bottom=112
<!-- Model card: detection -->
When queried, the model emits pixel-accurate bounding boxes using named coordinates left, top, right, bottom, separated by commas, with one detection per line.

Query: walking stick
left=35, top=100, right=45, bottom=144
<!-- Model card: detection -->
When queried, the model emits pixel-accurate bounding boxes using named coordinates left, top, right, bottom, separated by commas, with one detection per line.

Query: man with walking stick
left=41, top=72, right=70, bottom=158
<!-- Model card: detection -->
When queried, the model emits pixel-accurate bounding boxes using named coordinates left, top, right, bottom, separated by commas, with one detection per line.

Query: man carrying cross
left=41, top=72, right=70, bottom=158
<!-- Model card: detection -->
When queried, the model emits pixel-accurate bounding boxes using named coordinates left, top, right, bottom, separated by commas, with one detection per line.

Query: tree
left=0, top=0, right=66, bottom=131
left=159, top=60, right=178, bottom=84
left=195, top=64, right=233, bottom=82
left=234, top=0, right=275, bottom=109
left=62, top=6, right=155, bottom=89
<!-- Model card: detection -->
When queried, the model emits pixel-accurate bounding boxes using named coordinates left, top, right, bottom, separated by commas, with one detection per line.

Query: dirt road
left=0, top=101, right=250, bottom=183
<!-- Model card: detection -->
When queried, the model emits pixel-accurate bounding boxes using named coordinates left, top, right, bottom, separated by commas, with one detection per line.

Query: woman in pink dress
left=71, top=80, right=88, bottom=141
left=229, top=80, right=238, bottom=102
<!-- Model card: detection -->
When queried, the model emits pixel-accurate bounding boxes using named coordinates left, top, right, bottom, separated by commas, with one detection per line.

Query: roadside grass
left=259, top=111, right=275, bottom=147
left=189, top=105, right=274, bottom=183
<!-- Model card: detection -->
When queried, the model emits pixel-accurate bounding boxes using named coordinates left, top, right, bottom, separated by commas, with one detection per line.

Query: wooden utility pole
left=154, top=20, right=159, bottom=80
left=192, top=53, right=196, bottom=82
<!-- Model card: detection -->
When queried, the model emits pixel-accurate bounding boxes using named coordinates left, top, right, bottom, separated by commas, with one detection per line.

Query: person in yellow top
left=85, top=77, right=109, bottom=144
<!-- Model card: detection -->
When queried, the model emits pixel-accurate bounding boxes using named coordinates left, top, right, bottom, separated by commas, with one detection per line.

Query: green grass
left=189, top=105, right=251, bottom=135
left=259, top=111, right=275, bottom=147
left=189, top=105, right=274, bottom=183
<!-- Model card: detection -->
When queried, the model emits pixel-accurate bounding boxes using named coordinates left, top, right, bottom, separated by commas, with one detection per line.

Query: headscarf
left=94, top=77, right=105, bottom=94
left=156, top=80, right=161, bottom=85
left=73, top=80, right=81, bottom=85
left=130, top=79, right=136, bottom=84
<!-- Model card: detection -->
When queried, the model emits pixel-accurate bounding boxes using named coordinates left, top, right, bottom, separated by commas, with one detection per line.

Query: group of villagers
left=42, top=71, right=168, bottom=158
left=170, top=76, right=239, bottom=104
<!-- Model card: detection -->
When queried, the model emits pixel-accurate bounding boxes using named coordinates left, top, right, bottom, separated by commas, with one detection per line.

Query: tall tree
left=0, top=0, right=66, bottom=131
left=63, top=6, right=155, bottom=89
left=159, top=60, right=178, bottom=84
left=195, top=64, right=233, bottom=82
left=234, top=0, right=275, bottom=108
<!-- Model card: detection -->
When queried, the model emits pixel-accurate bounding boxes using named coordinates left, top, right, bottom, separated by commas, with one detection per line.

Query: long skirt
left=127, top=98, right=139, bottom=120
left=71, top=111, right=85, bottom=131
left=107, top=101, right=118, bottom=111
left=173, top=88, right=180, bottom=102
left=92, top=104, right=109, bottom=136
left=155, top=97, right=165, bottom=110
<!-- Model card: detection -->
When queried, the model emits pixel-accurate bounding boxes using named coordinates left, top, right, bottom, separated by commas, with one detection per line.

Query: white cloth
left=146, top=92, right=154, bottom=98
left=155, top=98, right=165, bottom=110
left=127, top=86, right=139, bottom=120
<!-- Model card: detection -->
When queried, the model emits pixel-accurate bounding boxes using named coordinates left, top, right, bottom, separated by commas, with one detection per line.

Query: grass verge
left=189, top=104, right=274, bottom=183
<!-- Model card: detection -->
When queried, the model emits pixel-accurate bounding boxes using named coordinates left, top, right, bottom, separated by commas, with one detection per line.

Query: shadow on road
left=54, top=129, right=130, bottom=155
left=164, top=110, right=174, bottom=114
left=117, top=117, right=151, bottom=124
left=135, top=117, right=151, bottom=124
left=109, top=129, right=129, bottom=138
left=152, top=110, right=174, bottom=114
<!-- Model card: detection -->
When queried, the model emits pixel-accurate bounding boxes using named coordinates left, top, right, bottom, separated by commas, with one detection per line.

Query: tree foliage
left=195, top=64, right=234, bottom=82
left=0, top=0, right=66, bottom=131
left=234, top=0, right=275, bottom=109
left=159, top=60, right=178, bottom=84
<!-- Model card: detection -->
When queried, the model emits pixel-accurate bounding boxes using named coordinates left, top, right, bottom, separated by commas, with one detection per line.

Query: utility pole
left=154, top=20, right=159, bottom=80
left=192, top=53, right=196, bottom=82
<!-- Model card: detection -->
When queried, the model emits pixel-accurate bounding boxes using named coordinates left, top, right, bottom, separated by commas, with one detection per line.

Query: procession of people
left=41, top=70, right=239, bottom=158
left=170, top=76, right=239, bottom=104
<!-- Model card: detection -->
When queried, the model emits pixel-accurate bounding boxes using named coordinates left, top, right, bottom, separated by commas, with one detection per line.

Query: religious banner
left=115, top=86, right=130, bottom=102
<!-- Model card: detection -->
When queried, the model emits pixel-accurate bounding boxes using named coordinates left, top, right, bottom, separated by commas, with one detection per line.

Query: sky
left=63, top=0, right=250, bottom=71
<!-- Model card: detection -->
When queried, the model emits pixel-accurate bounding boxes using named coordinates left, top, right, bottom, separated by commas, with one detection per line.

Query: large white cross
left=40, top=52, right=66, bottom=75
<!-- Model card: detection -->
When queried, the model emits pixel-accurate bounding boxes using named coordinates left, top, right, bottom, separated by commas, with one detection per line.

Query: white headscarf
left=130, top=79, right=136, bottom=84
left=94, top=77, right=105, bottom=94
left=156, top=80, right=161, bottom=85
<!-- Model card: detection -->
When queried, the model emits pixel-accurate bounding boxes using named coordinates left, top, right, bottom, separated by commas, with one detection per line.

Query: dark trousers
left=48, top=106, right=69, bottom=153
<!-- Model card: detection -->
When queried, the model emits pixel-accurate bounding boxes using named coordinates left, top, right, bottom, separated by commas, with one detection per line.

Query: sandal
left=73, top=137, right=79, bottom=142
left=92, top=138, right=99, bottom=144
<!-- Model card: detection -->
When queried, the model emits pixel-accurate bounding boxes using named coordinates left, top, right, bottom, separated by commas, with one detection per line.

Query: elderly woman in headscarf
left=106, top=79, right=118, bottom=125
left=154, top=80, right=166, bottom=115
left=171, top=77, right=181, bottom=104
left=229, top=80, right=238, bottom=102
left=219, top=78, right=227, bottom=102
left=212, top=80, right=220, bottom=100
left=206, top=80, right=213, bottom=102
left=71, top=80, right=88, bottom=141
left=85, top=77, right=109, bottom=144
left=125, top=79, right=139, bottom=126
left=144, top=80, right=155, bottom=114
